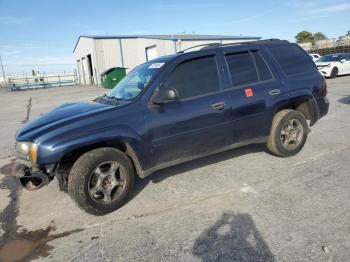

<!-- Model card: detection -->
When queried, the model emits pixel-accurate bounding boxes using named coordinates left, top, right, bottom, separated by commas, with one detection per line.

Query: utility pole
left=0, top=55, right=7, bottom=88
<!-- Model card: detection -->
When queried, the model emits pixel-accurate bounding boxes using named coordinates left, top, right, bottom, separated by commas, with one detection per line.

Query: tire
left=330, top=67, right=338, bottom=79
left=68, top=147, right=135, bottom=215
left=267, top=109, right=308, bottom=157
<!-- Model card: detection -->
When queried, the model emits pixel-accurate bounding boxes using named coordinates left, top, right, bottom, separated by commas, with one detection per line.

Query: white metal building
left=73, top=34, right=261, bottom=85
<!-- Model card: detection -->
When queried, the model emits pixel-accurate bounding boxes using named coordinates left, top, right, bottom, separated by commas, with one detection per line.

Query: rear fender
left=268, top=89, right=319, bottom=127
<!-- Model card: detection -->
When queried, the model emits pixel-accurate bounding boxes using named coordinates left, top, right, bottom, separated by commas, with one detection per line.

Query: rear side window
left=225, top=52, right=258, bottom=87
left=162, top=56, right=220, bottom=99
left=268, top=44, right=316, bottom=76
left=252, top=51, right=273, bottom=82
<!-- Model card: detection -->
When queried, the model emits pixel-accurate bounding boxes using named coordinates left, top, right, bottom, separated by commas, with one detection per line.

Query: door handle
left=269, top=89, right=281, bottom=96
left=211, top=102, right=225, bottom=111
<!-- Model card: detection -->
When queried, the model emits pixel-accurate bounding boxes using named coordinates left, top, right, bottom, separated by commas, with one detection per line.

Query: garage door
left=146, top=45, right=157, bottom=61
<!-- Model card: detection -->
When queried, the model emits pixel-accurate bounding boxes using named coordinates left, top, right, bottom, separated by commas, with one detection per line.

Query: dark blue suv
left=15, top=39, right=329, bottom=215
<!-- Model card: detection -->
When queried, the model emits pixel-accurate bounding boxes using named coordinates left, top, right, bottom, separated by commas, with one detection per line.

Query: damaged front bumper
left=17, top=163, right=54, bottom=191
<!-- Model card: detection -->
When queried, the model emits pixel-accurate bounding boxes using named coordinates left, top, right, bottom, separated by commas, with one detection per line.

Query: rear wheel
left=267, top=109, right=308, bottom=157
left=68, top=147, right=135, bottom=215
left=330, top=67, right=338, bottom=78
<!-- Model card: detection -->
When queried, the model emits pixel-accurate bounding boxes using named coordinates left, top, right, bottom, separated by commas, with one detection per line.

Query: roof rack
left=177, top=43, right=222, bottom=53
left=177, top=39, right=283, bottom=53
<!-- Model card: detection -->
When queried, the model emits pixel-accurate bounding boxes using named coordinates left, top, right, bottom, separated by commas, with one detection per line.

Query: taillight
left=322, top=76, right=328, bottom=97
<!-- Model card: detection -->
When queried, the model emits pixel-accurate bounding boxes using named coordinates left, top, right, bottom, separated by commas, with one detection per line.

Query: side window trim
left=251, top=51, right=261, bottom=82
left=251, top=51, right=275, bottom=82
left=159, top=54, right=224, bottom=101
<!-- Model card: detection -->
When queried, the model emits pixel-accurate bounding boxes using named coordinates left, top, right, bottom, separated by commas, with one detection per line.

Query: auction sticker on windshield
left=148, top=63, right=164, bottom=69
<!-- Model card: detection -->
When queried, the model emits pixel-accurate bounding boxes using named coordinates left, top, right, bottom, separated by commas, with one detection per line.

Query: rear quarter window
left=268, top=44, right=316, bottom=77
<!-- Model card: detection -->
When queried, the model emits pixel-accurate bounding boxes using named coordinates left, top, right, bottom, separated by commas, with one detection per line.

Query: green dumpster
left=100, top=67, right=127, bottom=89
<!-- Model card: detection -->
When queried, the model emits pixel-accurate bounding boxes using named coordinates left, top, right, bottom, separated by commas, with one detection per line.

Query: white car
left=309, top=53, right=321, bottom=62
left=315, top=53, right=350, bottom=78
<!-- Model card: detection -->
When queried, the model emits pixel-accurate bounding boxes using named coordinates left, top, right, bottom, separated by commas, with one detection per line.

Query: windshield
left=316, top=54, right=342, bottom=62
left=107, top=62, right=164, bottom=101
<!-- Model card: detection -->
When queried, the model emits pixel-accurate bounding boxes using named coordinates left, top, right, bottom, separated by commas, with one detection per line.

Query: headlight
left=15, top=142, right=38, bottom=163
left=326, top=63, right=332, bottom=68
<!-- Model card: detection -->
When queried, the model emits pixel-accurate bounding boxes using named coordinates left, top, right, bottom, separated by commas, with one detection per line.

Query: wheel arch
left=55, top=139, right=144, bottom=190
left=272, top=93, right=319, bottom=126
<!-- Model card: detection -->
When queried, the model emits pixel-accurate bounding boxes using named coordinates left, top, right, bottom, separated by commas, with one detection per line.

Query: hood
left=315, top=61, right=335, bottom=66
left=16, top=102, right=113, bottom=141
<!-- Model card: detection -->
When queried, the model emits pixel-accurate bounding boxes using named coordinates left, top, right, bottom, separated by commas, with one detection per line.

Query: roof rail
left=177, top=43, right=222, bottom=53
left=177, top=39, right=283, bottom=53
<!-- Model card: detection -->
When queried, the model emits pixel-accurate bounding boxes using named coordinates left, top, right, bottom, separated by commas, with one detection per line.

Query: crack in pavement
left=22, top=97, right=32, bottom=124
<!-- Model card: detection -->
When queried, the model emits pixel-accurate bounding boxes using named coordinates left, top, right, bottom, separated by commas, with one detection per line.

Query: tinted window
left=252, top=51, right=273, bottom=81
left=268, top=44, right=316, bottom=76
left=225, top=52, right=258, bottom=87
left=162, top=56, right=220, bottom=99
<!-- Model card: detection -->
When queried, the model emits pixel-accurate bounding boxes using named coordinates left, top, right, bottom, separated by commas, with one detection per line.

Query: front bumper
left=16, top=164, right=53, bottom=191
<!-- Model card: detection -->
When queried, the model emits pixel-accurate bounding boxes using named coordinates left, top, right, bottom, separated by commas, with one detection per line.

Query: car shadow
left=192, top=212, right=275, bottom=262
left=338, top=95, right=350, bottom=104
left=129, top=143, right=267, bottom=202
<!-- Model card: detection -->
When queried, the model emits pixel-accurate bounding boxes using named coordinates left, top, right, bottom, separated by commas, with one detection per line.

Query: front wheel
left=267, top=109, right=308, bottom=157
left=68, top=147, right=135, bottom=215
left=330, top=67, right=338, bottom=79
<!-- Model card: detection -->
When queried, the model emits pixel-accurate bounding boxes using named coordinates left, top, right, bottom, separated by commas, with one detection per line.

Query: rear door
left=146, top=52, right=233, bottom=167
left=222, top=48, right=284, bottom=142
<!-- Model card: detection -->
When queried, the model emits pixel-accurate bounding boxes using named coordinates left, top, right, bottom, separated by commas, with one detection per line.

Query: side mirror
left=153, top=88, right=178, bottom=104
left=340, top=59, right=346, bottom=63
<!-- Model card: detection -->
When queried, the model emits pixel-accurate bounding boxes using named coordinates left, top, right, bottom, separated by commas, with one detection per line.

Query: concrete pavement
left=0, top=78, right=349, bottom=261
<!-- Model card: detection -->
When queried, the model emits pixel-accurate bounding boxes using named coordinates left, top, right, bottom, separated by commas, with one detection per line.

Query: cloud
left=3, top=55, right=74, bottom=66
left=158, top=0, right=223, bottom=9
left=285, top=0, right=319, bottom=8
left=308, top=3, right=350, bottom=14
left=229, top=9, right=275, bottom=24
left=1, top=50, right=21, bottom=56
left=0, top=15, right=33, bottom=25
left=121, top=30, right=148, bottom=35
left=285, top=0, right=350, bottom=14
left=201, top=8, right=275, bottom=28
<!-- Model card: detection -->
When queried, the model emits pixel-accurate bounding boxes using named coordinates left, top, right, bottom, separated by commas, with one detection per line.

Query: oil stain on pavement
left=0, top=160, right=84, bottom=261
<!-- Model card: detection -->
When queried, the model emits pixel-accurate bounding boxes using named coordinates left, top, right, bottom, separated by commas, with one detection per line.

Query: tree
left=295, top=31, right=314, bottom=43
left=313, top=32, right=327, bottom=41
left=346, top=30, right=350, bottom=36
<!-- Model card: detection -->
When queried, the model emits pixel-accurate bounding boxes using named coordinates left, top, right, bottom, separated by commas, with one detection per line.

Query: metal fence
left=8, top=73, right=78, bottom=91
left=308, top=44, right=350, bottom=56
left=303, top=38, right=350, bottom=55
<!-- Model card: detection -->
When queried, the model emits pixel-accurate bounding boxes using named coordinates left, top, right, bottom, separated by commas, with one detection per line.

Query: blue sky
left=0, top=0, right=349, bottom=75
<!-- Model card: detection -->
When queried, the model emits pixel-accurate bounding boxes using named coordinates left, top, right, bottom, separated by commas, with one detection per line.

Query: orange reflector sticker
left=245, top=88, right=253, bottom=97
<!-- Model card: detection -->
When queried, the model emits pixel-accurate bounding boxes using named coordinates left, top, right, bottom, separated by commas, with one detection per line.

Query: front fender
left=36, top=125, right=143, bottom=165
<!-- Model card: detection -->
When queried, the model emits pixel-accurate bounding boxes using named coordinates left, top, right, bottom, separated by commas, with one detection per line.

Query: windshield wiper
left=100, top=94, right=120, bottom=104
left=103, top=94, right=118, bottom=100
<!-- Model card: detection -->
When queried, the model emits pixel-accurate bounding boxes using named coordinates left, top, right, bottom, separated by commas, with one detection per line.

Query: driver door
left=145, top=53, right=233, bottom=167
